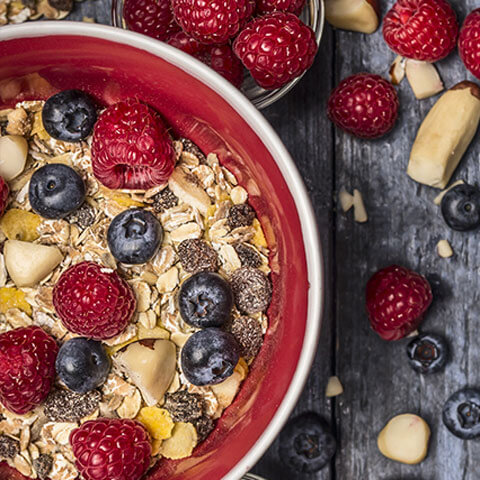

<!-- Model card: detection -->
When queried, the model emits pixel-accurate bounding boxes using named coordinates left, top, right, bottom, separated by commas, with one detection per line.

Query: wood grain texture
left=48, top=0, right=480, bottom=478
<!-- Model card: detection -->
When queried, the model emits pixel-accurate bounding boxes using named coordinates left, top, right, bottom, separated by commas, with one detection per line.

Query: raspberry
left=383, top=0, right=459, bottom=62
left=167, top=32, right=244, bottom=87
left=70, top=419, right=151, bottom=480
left=366, top=265, right=433, bottom=341
left=459, top=9, right=480, bottom=80
left=124, top=0, right=180, bottom=41
left=233, top=12, right=318, bottom=90
left=91, top=99, right=175, bottom=190
left=53, top=261, right=136, bottom=340
left=0, top=326, right=58, bottom=414
left=256, top=0, right=305, bottom=15
left=327, top=73, right=399, bottom=139
left=0, top=176, right=9, bottom=218
left=171, top=0, right=255, bottom=44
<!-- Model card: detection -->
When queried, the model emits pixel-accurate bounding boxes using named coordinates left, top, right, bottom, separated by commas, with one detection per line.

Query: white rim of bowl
left=0, top=22, right=324, bottom=480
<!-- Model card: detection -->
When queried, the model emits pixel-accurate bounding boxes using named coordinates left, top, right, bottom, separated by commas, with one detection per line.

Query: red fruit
left=167, top=32, right=244, bottom=87
left=53, top=261, right=136, bottom=340
left=383, top=0, right=458, bottom=62
left=0, top=326, right=58, bottom=414
left=0, top=462, right=29, bottom=480
left=0, top=176, right=8, bottom=218
left=171, top=0, right=255, bottom=44
left=459, top=9, right=480, bottom=80
left=327, top=73, right=399, bottom=139
left=70, top=419, right=151, bottom=480
left=91, top=99, right=175, bottom=190
left=256, top=0, right=305, bottom=15
left=124, top=0, right=181, bottom=41
left=366, top=265, right=433, bottom=341
left=233, top=12, right=318, bottom=90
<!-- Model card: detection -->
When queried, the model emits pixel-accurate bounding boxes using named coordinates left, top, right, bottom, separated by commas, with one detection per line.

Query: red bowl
left=0, top=23, right=323, bottom=480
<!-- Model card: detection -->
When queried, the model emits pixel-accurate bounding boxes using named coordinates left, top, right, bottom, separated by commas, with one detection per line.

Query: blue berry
left=181, top=328, right=240, bottom=386
left=29, top=163, right=85, bottom=219
left=42, top=90, right=97, bottom=142
left=279, top=412, right=336, bottom=473
left=178, top=272, right=233, bottom=328
left=107, top=208, right=163, bottom=264
left=443, top=388, right=480, bottom=439
left=55, top=338, right=110, bottom=393
left=441, top=183, right=480, bottom=231
left=407, top=333, right=448, bottom=374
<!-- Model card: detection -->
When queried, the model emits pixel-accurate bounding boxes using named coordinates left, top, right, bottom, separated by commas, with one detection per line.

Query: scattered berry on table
left=279, top=412, right=336, bottom=473
left=91, top=99, right=175, bottom=190
left=53, top=261, right=136, bottom=340
left=0, top=326, right=58, bottom=414
left=107, top=208, right=163, bottom=264
left=124, top=0, right=180, bottom=41
left=406, top=333, right=448, bottom=374
left=178, top=238, right=219, bottom=274
left=366, top=265, right=433, bottom=341
left=459, top=9, right=480, bottom=80
left=0, top=175, right=8, bottom=218
left=28, top=163, right=86, bottom=219
left=443, top=388, right=480, bottom=439
left=383, top=0, right=459, bottom=62
left=230, top=266, right=272, bottom=314
left=256, top=0, right=306, bottom=16
left=327, top=73, right=399, bottom=139
left=441, top=183, right=480, bottom=231
left=55, top=338, right=110, bottom=393
left=44, top=388, right=101, bottom=422
left=70, top=418, right=151, bottom=480
left=171, top=0, right=255, bottom=44
left=181, top=328, right=240, bottom=386
left=178, top=271, right=233, bottom=328
left=41, top=89, right=97, bottom=142
left=233, top=12, right=318, bottom=90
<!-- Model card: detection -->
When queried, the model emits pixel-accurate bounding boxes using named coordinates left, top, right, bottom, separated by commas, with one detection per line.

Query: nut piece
left=405, top=60, right=444, bottom=100
left=339, top=188, right=354, bottom=212
left=433, top=180, right=464, bottom=205
left=389, top=55, right=406, bottom=86
left=4, top=240, right=63, bottom=287
left=437, top=239, right=453, bottom=258
left=325, top=376, right=344, bottom=397
left=168, top=167, right=212, bottom=216
left=377, top=414, right=430, bottom=465
left=114, top=338, right=176, bottom=406
left=408, top=82, right=480, bottom=189
left=353, top=189, right=367, bottom=223
left=325, top=0, right=379, bottom=34
left=0, top=135, right=28, bottom=181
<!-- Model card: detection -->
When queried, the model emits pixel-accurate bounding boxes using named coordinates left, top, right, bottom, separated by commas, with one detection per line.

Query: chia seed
left=65, top=202, right=95, bottom=229
left=0, top=435, right=19, bottom=460
left=164, top=390, right=205, bottom=423
left=153, top=187, right=178, bottom=213
left=179, top=138, right=206, bottom=163
left=33, top=454, right=53, bottom=480
left=43, top=389, right=101, bottom=422
left=227, top=204, right=255, bottom=229
left=234, top=243, right=262, bottom=269
left=230, top=267, right=272, bottom=314
left=178, top=239, right=218, bottom=273
left=230, top=316, right=263, bottom=361
left=193, top=415, right=215, bottom=443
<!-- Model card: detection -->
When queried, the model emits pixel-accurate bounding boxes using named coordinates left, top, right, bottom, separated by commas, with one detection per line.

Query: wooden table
left=62, top=0, right=480, bottom=477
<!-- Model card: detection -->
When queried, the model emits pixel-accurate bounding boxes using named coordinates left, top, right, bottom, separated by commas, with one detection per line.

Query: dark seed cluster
left=234, top=243, right=262, bottom=268
left=178, top=239, right=219, bottom=273
left=231, top=267, right=272, bottom=314
left=33, top=454, right=53, bottom=480
left=43, top=389, right=101, bottom=422
left=227, top=204, right=255, bottom=229
left=152, top=187, right=179, bottom=213
left=179, top=137, right=206, bottom=163
left=65, top=202, right=95, bottom=229
left=0, top=435, right=19, bottom=459
left=164, top=390, right=205, bottom=423
left=193, top=415, right=215, bottom=443
left=230, top=316, right=263, bottom=360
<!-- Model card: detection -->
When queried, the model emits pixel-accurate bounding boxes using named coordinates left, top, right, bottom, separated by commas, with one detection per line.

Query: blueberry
left=55, top=338, right=110, bottom=393
left=443, top=388, right=480, bottom=439
left=29, top=163, right=86, bottom=219
left=406, top=333, right=448, bottom=374
left=441, top=183, right=480, bottom=231
left=178, top=272, right=233, bottom=328
left=42, top=90, right=97, bottom=142
left=279, top=412, right=336, bottom=473
left=107, top=208, right=163, bottom=264
left=181, top=328, right=240, bottom=386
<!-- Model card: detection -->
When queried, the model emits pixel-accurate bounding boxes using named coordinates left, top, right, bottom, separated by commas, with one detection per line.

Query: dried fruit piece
left=378, top=414, right=430, bottom=464
left=136, top=406, right=174, bottom=440
left=325, top=0, right=379, bottom=34
left=0, top=208, right=41, bottom=242
left=252, top=219, right=267, bottom=248
left=4, top=240, right=63, bottom=287
left=407, top=82, right=480, bottom=189
left=405, top=60, right=444, bottom=100
left=159, top=422, right=197, bottom=460
left=0, top=287, right=32, bottom=315
left=0, top=135, right=28, bottom=181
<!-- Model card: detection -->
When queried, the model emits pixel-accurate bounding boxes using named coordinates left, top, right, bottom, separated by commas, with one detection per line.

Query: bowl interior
left=0, top=26, right=312, bottom=480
